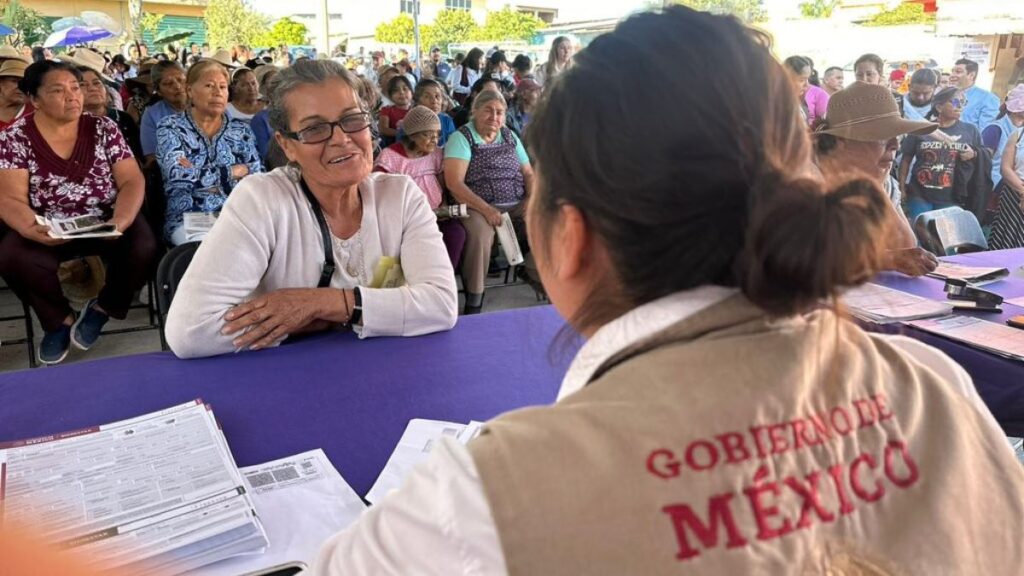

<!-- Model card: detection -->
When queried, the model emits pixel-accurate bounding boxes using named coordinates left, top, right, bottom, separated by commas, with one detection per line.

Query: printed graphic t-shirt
left=901, top=120, right=982, bottom=204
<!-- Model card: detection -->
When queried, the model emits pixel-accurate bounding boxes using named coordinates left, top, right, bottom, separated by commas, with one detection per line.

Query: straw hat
left=817, top=82, right=937, bottom=141
left=0, top=44, right=29, bottom=63
left=0, top=58, right=28, bottom=79
left=402, top=105, right=441, bottom=136
left=204, top=49, right=238, bottom=69
left=62, top=49, right=114, bottom=83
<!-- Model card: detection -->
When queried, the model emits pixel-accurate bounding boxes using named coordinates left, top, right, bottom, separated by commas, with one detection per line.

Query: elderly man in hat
left=0, top=58, right=29, bottom=130
left=814, top=82, right=940, bottom=276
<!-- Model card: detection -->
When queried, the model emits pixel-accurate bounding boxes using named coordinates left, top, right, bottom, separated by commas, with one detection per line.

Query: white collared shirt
left=311, top=288, right=1001, bottom=575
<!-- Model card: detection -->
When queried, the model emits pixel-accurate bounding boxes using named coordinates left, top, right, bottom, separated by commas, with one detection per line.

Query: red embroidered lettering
left=850, top=452, right=885, bottom=502
left=742, top=466, right=794, bottom=541
left=767, top=423, right=790, bottom=455
left=647, top=449, right=681, bottom=479
left=715, top=432, right=751, bottom=464
left=852, top=399, right=877, bottom=429
left=662, top=493, right=748, bottom=561
left=789, top=418, right=808, bottom=450
left=873, top=393, right=895, bottom=422
left=808, top=413, right=833, bottom=443
left=830, top=406, right=853, bottom=436
left=827, top=464, right=856, bottom=515
left=684, top=440, right=719, bottom=472
left=884, top=441, right=920, bottom=488
left=749, top=425, right=770, bottom=459
left=783, top=471, right=835, bottom=529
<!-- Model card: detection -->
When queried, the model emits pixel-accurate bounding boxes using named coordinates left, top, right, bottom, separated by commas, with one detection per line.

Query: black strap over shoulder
left=299, top=178, right=335, bottom=288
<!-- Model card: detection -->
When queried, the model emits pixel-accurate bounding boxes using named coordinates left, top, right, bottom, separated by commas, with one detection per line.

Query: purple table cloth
left=0, top=306, right=575, bottom=496
left=872, top=248, right=1024, bottom=436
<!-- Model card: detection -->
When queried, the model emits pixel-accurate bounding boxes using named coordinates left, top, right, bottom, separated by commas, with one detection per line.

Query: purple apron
left=461, top=125, right=525, bottom=206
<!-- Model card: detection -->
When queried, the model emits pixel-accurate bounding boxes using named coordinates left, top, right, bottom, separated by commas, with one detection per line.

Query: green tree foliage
left=798, top=0, right=838, bottom=19
left=862, top=3, right=936, bottom=27
left=673, top=0, right=768, bottom=23
left=375, top=13, right=416, bottom=45
left=473, top=7, right=546, bottom=42
left=261, top=17, right=310, bottom=46
left=204, top=0, right=270, bottom=49
left=422, top=9, right=477, bottom=51
left=1, top=0, right=47, bottom=47
left=140, top=12, right=165, bottom=36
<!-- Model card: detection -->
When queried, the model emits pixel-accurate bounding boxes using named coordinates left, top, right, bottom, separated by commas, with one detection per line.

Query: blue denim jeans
left=906, top=196, right=958, bottom=227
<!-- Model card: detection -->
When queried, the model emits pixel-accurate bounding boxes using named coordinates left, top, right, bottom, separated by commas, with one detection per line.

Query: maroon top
left=0, top=112, right=133, bottom=220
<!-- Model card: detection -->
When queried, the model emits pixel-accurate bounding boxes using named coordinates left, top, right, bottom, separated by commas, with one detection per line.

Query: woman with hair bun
left=311, top=7, right=1024, bottom=575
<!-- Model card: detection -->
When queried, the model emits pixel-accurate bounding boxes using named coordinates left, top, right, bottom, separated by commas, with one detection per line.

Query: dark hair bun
left=740, top=174, right=891, bottom=316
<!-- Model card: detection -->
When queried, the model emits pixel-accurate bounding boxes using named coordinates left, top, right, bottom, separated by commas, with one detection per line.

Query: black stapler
left=943, top=278, right=1004, bottom=312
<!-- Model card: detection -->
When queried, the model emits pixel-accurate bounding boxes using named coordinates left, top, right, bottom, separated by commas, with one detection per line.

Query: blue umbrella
left=0, top=23, right=15, bottom=36
left=52, top=17, right=87, bottom=31
left=44, top=26, right=113, bottom=48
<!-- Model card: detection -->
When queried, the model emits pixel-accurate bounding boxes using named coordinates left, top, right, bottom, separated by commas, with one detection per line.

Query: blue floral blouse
left=156, top=111, right=263, bottom=241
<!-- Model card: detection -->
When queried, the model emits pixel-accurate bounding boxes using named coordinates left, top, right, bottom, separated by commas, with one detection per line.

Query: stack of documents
left=0, top=401, right=268, bottom=574
left=927, top=262, right=1009, bottom=285
left=907, top=316, right=1024, bottom=362
left=842, top=283, right=953, bottom=324
left=192, top=449, right=366, bottom=576
left=366, top=419, right=484, bottom=504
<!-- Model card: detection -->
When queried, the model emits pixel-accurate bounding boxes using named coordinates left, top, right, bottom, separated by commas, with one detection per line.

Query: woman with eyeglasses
left=156, top=60, right=263, bottom=246
left=164, top=59, right=457, bottom=359
left=898, top=86, right=984, bottom=223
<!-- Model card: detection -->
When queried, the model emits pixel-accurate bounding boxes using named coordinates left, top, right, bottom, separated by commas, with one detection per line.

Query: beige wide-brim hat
left=204, top=49, right=239, bottom=69
left=125, top=58, right=158, bottom=89
left=817, top=81, right=937, bottom=141
left=0, top=58, right=28, bottom=80
left=61, top=49, right=115, bottom=83
left=0, top=44, right=29, bottom=63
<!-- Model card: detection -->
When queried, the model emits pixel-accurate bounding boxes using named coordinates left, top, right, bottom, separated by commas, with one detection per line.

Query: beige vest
left=470, top=296, right=1024, bottom=575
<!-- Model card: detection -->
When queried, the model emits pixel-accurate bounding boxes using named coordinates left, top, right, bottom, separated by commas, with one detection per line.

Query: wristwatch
left=351, top=287, right=363, bottom=325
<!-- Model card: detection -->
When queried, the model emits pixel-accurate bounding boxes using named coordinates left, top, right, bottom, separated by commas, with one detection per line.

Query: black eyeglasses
left=283, top=112, right=371, bottom=144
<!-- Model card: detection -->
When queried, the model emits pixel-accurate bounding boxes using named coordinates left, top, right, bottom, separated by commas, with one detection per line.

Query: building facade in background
left=25, top=0, right=207, bottom=49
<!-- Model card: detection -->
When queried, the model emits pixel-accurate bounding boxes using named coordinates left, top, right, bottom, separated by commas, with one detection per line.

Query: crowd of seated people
left=1, top=29, right=1022, bottom=366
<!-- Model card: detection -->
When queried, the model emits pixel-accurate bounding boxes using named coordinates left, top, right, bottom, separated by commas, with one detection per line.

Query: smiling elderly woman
left=165, top=59, right=457, bottom=358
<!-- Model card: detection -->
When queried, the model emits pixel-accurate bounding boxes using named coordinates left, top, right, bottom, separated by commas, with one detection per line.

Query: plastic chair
left=913, top=206, right=964, bottom=255
left=156, top=242, right=201, bottom=351
left=930, top=210, right=988, bottom=255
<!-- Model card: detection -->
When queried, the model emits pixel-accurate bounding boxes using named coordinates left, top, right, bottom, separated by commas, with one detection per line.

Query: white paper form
left=365, top=419, right=470, bottom=504
left=842, top=283, right=953, bottom=324
left=908, top=316, right=1024, bottom=361
left=190, top=449, right=366, bottom=576
left=0, top=401, right=268, bottom=574
left=927, top=263, right=1009, bottom=285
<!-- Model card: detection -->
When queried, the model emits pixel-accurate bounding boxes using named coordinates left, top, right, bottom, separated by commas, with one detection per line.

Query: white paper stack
left=0, top=401, right=268, bottom=574
left=365, top=419, right=485, bottom=504
left=907, top=316, right=1024, bottom=362
left=191, top=449, right=366, bottom=576
left=842, top=283, right=953, bottom=324
left=927, top=262, right=1009, bottom=285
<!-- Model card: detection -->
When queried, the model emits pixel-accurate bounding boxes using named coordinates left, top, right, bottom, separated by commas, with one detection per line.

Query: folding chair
left=930, top=209, right=989, bottom=255
left=156, top=242, right=201, bottom=351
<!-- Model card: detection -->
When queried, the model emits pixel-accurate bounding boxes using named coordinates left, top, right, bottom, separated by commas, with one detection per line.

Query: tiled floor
left=0, top=276, right=547, bottom=374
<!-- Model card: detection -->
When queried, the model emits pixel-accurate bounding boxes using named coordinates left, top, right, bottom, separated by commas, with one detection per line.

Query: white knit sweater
left=165, top=169, right=458, bottom=358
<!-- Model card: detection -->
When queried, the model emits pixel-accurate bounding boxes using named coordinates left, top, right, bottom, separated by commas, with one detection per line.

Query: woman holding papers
left=444, top=90, right=534, bottom=314
left=0, top=60, right=156, bottom=365
left=165, top=59, right=457, bottom=358
left=312, top=7, right=1024, bottom=575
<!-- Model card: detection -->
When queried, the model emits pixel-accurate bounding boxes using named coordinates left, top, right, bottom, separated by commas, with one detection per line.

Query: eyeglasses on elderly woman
left=281, top=111, right=372, bottom=144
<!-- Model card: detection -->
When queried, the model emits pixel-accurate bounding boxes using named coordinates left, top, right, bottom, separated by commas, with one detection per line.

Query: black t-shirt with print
left=901, top=120, right=982, bottom=204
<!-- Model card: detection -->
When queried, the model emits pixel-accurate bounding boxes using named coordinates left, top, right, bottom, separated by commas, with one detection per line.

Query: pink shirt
left=374, top=144, right=444, bottom=209
left=805, top=85, right=830, bottom=125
